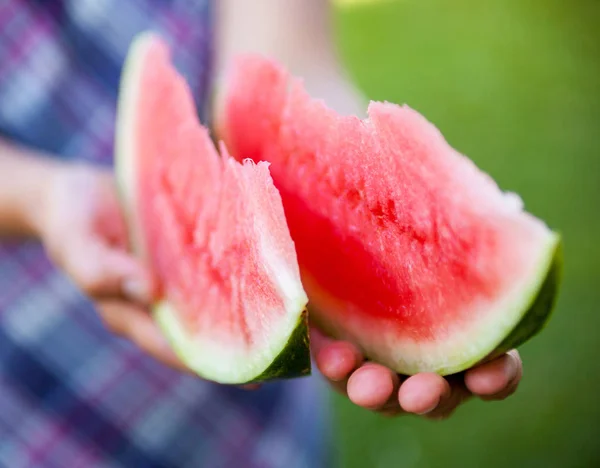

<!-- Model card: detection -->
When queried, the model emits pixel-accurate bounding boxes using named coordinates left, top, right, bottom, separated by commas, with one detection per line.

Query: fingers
left=465, top=350, right=522, bottom=401
left=347, top=363, right=400, bottom=411
left=312, top=327, right=363, bottom=395
left=59, top=237, right=152, bottom=304
left=398, top=372, right=471, bottom=420
left=91, top=171, right=130, bottom=246
left=98, top=300, right=189, bottom=373
left=395, top=351, right=522, bottom=419
left=99, top=300, right=264, bottom=391
left=311, top=328, right=402, bottom=413
left=312, top=327, right=363, bottom=381
left=41, top=165, right=152, bottom=304
left=396, top=351, right=522, bottom=419
left=398, top=373, right=449, bottom=415
left=313, top=323, right=523, bottom=419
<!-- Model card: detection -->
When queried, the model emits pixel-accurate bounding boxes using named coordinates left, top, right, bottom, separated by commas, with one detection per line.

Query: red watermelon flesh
left=216, top=54, right=562, bottom=375
left=114, top=34, right=310, bottom=384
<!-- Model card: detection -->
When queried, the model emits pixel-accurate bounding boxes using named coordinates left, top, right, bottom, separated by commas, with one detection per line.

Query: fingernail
left=123, top=278, right=151, bottom=304
left=505, top=353, right=519, bottom=381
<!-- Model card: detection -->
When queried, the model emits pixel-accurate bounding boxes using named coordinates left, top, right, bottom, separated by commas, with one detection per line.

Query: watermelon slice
left=113, top=33, right=311, bottom=384
left=215, top=54, right=562, bottom=376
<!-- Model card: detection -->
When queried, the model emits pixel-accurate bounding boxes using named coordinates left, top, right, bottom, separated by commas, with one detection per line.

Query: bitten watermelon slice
left=216, top=54, right=562, bottom=376
left=113, top=34, right=310, bottom=384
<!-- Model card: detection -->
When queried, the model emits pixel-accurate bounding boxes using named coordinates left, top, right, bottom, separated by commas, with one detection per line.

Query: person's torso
left=0, top=0, right=213, bottom=163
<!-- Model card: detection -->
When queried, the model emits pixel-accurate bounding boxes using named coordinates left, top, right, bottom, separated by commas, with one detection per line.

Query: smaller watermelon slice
left=113, top=33, right=310, bottom=384
left=216, top=54, right=563, bottom=376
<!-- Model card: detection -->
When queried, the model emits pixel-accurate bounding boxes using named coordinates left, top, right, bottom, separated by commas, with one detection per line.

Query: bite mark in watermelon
left=114, top=33, right=311, bottom=384
left=216, top=54, right=563, bottom=376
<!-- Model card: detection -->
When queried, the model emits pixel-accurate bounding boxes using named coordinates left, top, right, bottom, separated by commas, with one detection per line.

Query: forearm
left=0, top=139, right=61, bottom=238
left=216, top=0, right=338, bottom=73
left=214, top=0, right=367, bottom=116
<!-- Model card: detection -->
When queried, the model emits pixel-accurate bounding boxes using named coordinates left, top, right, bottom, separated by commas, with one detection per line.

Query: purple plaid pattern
left=0, top=1, right=331, bottom=467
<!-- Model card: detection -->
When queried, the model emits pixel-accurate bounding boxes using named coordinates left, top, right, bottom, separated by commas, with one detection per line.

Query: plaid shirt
left=0, top=1, right=331, bottom=467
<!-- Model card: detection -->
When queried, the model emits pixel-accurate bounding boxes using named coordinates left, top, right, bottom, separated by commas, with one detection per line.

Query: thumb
left=59, top=236, right=152, bottom=304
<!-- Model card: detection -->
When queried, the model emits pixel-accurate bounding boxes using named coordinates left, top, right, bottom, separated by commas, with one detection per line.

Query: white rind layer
left=155, top=290, right=307, bottom=384
left=114, top=32, right=309, bottom=383
left=114, top=32, right=153, bottom=261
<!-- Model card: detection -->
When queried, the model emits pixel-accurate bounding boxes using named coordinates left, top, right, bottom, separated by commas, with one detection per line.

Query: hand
left=38, top=163, right=189, bottom=372
left=312, top=327, right=522, bottom=419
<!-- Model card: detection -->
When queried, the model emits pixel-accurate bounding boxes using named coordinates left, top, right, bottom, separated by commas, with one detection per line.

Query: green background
left=330, top=0, right=600, bottom=467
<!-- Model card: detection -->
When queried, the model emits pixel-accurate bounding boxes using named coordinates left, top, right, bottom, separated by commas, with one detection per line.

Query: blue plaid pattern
left=0, top=1, right=332, bottom=466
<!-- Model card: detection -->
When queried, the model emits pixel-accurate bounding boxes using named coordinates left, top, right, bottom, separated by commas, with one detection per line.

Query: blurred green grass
left=331, top=0, right=600, bottom=467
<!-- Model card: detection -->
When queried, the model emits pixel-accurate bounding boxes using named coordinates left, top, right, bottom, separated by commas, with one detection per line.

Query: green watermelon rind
left=114, top=31, right=312, bottom=385
left=249, top=308, right=311, bottom=382
left=428, top=232, right=563, bottom=376
left=154, top=302, right=311, bottom=384
left=466, top=232, right=563, bottom=372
